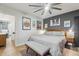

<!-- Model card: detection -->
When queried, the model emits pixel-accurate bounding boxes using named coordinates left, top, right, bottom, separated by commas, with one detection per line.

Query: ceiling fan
left=28, top=3, right=62, bottom=15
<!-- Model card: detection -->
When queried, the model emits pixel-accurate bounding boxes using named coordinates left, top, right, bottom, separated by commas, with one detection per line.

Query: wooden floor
left=0, top=38, right=21, bottom=56
left=0, top=38, right=79, bottom=56
left=63, top=48, right=79, bottom=56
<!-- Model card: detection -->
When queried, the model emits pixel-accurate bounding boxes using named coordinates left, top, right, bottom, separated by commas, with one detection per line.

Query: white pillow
left=45, top=32, right=54, bottom=35
left=52, top=31, right=65, bottom=36
left=45, top=31, right=65, bottom=36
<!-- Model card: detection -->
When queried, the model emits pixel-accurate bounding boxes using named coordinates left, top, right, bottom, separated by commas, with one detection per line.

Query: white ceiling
left=0, top=3, right=79, bottom=19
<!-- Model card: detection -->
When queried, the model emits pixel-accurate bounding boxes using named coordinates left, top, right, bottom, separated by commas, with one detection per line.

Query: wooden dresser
left=0, top=33, right=6, bottom=47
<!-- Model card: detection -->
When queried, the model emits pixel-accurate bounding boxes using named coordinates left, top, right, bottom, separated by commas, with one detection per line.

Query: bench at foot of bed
left=25, top=41, right=50, bottom=56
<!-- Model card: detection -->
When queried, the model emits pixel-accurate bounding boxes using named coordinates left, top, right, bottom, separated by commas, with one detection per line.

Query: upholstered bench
left=25, top=41, right=50, bottom=56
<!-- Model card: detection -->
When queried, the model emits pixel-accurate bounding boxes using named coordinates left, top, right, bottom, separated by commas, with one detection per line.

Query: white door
left=8, top=15, right=15, bottom=40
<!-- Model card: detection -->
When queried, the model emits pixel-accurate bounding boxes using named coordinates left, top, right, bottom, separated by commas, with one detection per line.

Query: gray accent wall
left=43, top=10, right=79, bottom=31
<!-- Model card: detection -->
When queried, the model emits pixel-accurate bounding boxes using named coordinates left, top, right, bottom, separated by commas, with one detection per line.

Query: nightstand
left=65, top=38, right=75, bottom=49
left=65, top=30, right=75, bottom=49
left=66, top=30, right=74, bottom=43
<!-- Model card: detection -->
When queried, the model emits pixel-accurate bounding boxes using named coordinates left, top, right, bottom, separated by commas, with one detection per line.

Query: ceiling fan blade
left=41, top=10, right=44, bottom=15
left=52, top=3, right=61, bottom=6
left=29, top=5, right=42, bottom=7
left=51, top=7, right=62, bottom=10
left=33, top=8, right=43, bottom=13
left=49, top=10, right=52, bottom=14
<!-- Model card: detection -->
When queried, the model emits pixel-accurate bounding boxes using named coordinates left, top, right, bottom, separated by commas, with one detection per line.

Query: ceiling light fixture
left=29, top=3, right=62, bottom=15
left=45, top=3, right=51, bottom=11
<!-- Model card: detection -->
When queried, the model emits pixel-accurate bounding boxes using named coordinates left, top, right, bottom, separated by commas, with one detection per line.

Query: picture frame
left=22, top=16, right=31, bottom=30
left=64, top=20, right=70, bottom=27
left=45, top=24, right=48, bottom=29
left=37, top=21, right=42, bottom=30
left=50, top=18, right=60, bottom=26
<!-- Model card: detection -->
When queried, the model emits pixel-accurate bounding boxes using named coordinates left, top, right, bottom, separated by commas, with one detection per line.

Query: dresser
left=0, top=33, right=6, bottom=47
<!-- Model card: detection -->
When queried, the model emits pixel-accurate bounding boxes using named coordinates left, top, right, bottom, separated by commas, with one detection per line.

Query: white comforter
left=29, top=34, right=66, bottom=56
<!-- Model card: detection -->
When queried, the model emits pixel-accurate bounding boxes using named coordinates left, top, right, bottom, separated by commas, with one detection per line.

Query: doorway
left=0, top=13, right=16, bottom=46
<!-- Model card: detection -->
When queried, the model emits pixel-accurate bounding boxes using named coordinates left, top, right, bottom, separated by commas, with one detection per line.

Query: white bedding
left=29, top=34, right=66, bottom=56
left=30, top=35, right=64, bottom=46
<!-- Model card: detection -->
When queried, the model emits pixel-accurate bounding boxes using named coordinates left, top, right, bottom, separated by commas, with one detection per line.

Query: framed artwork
left=50, top=18, right=60, bottom=26
left=50, top=20, right=53, bottom=26
left=37, top=21, right=42, bottom=30
left=64, top=20, right=70, bottom=27
left=22, top=16, right=31, bottom=30
left=45, top=24, right=48, bottom=28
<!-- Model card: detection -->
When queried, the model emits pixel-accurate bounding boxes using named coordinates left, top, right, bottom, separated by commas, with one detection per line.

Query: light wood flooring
left=0, top=38, right=21, bottom=56
left=0, top=38, right=79, bottom=56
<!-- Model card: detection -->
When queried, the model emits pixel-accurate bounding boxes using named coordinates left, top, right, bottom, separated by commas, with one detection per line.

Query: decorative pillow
left=45, top=32, right=54, bottom=35
left=45, top=31, right=65, bottom=36
left=52, top=31, right=65, bottom=36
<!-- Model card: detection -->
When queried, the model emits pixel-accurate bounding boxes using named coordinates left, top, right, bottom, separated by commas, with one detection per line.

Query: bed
left=27, top=29, right=67, bottom=56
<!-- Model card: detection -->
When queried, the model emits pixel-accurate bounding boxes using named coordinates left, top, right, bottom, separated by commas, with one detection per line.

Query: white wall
left=0, top=5, right=43, bottom=46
